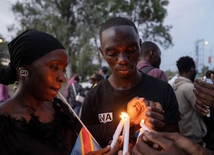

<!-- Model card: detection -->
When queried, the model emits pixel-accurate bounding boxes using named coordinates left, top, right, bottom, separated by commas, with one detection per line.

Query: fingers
left=157, top=132, right=181, bottom=142
left=100, top=145, right=111, bottom=154
left=118, top=150, right=130, bottom=155
left=141, top=131, right=176, bottom=151
left=146, top=106, right=165, bottom=131
left=86, top=145, right=110, bottom=155
left=108, top=136, right=123, bottom=155
left=195, top=99, right=209, bottom=116
left=133, top=133, right=161, bottom=155
left=158, top=132, right=201, bottom=155
left=194, top=80, right=214, bottom=106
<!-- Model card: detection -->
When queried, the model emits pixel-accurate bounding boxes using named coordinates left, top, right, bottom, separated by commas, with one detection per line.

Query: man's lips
left=118, top=68, right=131, bottom=73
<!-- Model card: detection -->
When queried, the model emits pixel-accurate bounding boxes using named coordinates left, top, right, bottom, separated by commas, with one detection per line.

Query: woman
left=0, top=30, right=119, bottom=155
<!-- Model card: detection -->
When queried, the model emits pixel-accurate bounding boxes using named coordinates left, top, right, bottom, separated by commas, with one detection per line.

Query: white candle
left=122, top=113, right=130, bottom=155
left=138, top=119, right=150, bottom=138
left=110, top=119, right=124, bottom=149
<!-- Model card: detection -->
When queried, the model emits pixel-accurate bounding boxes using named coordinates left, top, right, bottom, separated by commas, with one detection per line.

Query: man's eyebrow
left=104, top=47, right=116, bottom=51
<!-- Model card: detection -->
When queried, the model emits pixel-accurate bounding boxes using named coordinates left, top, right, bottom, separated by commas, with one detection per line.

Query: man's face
left=99, top=25, right=141, bottom=79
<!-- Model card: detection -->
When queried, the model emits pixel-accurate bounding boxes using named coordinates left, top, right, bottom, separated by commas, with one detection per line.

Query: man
left=173, top=56, right=207, bottom=144
left=137, top=41, right=168, bottom=82
left=80, top=17, right=180, bottom=148
left=98, top=66, right=109, bottom=79
left=66, top=76, right=85, bottom=116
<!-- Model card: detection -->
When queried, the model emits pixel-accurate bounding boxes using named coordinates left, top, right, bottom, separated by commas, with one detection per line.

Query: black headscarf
left=0, top=29, right=66, bottom=85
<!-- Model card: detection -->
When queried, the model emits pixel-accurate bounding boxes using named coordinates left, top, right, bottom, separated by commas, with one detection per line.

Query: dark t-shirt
left=0, top=98, right=77, bottom=155
left=80, top=72, right=180, bottom=147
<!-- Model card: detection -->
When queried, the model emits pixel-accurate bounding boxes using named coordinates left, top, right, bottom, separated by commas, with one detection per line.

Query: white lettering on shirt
left=98, top=112, right=113, bottom=123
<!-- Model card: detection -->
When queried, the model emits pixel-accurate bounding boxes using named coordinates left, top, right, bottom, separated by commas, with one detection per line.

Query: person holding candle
left=0, top=29, right=121, bottom=155
left=126, top=131, right=214, bottom=155
left=194, top=75, right=214, bottom=151
left=79, top=17, right=180, bottom=152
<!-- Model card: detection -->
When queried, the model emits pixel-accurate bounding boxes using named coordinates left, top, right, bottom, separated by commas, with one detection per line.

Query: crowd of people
left=0, top=16, right=214, bottom=155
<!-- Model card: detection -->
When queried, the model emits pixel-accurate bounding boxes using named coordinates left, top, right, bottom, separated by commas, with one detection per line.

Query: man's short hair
left=206, top=70, right=214, bottom=78
left=176, top=56, right=195, bottom=74
left=100, top=17, right=138, bottom=39
left=141, top=41, right=160, bottom=57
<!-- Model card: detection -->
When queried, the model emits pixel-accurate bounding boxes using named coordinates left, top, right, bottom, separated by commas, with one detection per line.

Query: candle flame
left=141, top=119, right=145, bottom=123
left=120, top=112, right=128, bottom=120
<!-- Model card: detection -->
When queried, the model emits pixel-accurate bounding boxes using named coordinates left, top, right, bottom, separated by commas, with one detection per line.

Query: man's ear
left=149, top=50, right=154, bottom=57
left=190, top=67, right=195, bottom=72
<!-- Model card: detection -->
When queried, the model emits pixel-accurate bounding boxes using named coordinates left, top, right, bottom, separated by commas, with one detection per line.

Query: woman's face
left=26, top=49, right=68, bottom=101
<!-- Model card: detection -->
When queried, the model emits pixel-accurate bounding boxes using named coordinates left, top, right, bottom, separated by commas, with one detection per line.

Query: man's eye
left=107, top=50, right=117, bottom=56
left=127, top=46, right=137, bottom=53
left=51, top=64, right=58, bottom=70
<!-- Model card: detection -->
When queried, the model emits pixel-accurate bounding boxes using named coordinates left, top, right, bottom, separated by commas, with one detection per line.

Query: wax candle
left=122, top=113, right=130, bottom=155
left=110, top=116, right=124, bottom=149
left=138, top=119, right=150, bottom=138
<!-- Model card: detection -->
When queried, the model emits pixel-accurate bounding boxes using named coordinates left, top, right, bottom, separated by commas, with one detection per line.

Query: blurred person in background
left=173, top=56, right=206, bottom=145
left=98, top=66, right=109, bottom=79
left=66, top=76, right=85, bottom=116
left=64, top=73, right=80, bottom=96
left=89, top=73, right=104, bottom=89
left=137, top=41, right=168, bottom=82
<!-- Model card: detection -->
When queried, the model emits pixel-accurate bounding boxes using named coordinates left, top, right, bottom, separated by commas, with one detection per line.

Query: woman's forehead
left=33, top=49, right=68, bottom=64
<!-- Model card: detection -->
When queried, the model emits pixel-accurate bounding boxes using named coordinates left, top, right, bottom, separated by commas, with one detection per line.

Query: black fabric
left=79, top=72, right=180, bottom=147
left=0, top=29, right=65, bottom=85
left=140, top=66, right=154, bottom=74
left=203, top=116, right=214, bottom=150
left=0, top=97, right=77, bottom=155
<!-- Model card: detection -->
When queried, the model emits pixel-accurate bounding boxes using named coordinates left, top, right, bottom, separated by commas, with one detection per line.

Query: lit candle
left=122, top=113, right=130, bottom=155
left=138, top=119, right=150, bottom=138
left=110, top=113, right=125, bottom=149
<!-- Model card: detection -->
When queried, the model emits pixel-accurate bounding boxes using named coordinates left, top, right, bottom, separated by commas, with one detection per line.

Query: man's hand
left=132, top=131, right=186, bottom=155
left=127, top=97, right=165, bottom=131
left=193, top=78, right=214, bottom=116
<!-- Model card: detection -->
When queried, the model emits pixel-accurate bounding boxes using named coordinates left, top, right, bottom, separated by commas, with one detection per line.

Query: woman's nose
left=57, top=71, right=66, bottom=83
